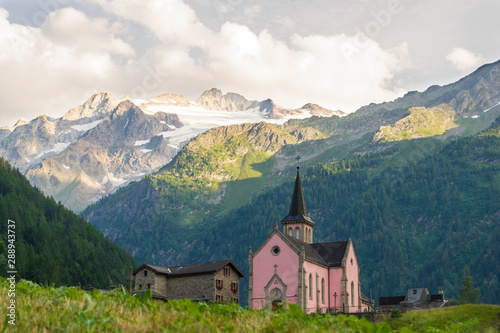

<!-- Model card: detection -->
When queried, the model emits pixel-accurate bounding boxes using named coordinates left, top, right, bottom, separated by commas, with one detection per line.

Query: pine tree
left=458, top=266, right=481, bottom=304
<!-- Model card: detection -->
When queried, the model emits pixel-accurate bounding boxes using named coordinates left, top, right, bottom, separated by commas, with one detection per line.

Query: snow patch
left=60, top=129, right=72, bottom=135
left=71, top=119, right=103, bottom=131
left=122, top=100, right=332, bottom=148
left=140, top=149, right=153, bottom=153
left=134, top=139, right=151, bottom=146
left=63, top=164, right=70, bottom=169
left=35, top=142, right=71, bottom=159
left=100, top=172, right=126, bottom=187
left=471, top=115, right=480, bottom=119
left=483, top=101, right=500, bottom=113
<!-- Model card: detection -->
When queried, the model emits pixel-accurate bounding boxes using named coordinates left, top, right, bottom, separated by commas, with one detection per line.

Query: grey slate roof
left=284, top=234, right=326, bottom=266
left=281, top=167, right=315, bottom=225
left=282, top=234, right=349, bottom=268
left=133, top=259, right=245, bottom=277
left=310, top=241, right=349, bottom=267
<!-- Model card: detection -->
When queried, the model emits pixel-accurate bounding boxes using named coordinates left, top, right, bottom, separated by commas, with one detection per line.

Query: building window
left=147, top=284, right=151, bottom=290
left=232, top=298, right=239, bottom=304
left=216, top=279, right=223, bottom=289
left=216, top=295, right=223, bottom=302
left=321, top=278, right=325, bottom=303
left=351, top=258, right=353, bottom=265
left=351, top=281, right=355, bottom=307
left=271, top=246, right=280, bottom=256
left=139, top=284, right=142, bottom=290
left=224, top=267, right=230, bottom=276
left=288, top=227, right=293, bottom=236
left=144, top=270, right=147, bottom=276
left=309, top=274, right=313, bottom=299
left=231, top=282, right=239, bottom=292
left=295, top=227, right=300, bottom=239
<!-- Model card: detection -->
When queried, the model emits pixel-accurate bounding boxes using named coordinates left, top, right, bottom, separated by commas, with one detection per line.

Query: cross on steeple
left=296, top=155, right=301, bottom=168
left=274, top=264, right=278, bottom=274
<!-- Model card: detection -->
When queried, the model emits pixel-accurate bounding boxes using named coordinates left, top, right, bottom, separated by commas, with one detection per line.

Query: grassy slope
left=387, top=304, right=500, bottom=332
left=2, top=278, right=499, bottom=333
left=373, top=104, right=458, bottom=142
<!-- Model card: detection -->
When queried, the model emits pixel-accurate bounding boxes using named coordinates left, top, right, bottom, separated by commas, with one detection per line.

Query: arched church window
left=351, top=281, right=355, bottom=307
left=295, top=227, right=300, bottom=239
left=288, top=228, right=293, bottom=236
left=309, top=274, right=313, bottom=299
left=321, top=278, right=325, bottom=303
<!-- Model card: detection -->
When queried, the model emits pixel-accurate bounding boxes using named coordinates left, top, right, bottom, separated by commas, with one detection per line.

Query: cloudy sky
left=0, top=0, right=499, bottom=127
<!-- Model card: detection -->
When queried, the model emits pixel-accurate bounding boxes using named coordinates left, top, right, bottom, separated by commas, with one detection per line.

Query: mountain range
left=0, top=88, right=342, bottom=212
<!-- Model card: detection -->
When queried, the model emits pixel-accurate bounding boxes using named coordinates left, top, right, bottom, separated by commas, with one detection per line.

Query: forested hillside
left=82, top=61, right=500, bottom=304
left=84, top=117, right=500, bottom=304
left=0, top=157, right=136, bottom=288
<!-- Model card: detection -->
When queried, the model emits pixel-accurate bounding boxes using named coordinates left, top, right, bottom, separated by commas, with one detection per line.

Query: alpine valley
left=2, top=60, right=500, bottom=304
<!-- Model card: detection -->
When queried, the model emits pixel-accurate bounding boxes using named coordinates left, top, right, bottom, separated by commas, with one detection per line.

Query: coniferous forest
left=0, top=157, right=136, bottom=288
left=207, top=130, right=500, bottom=304
left=84, top=117, right=500, bottom=305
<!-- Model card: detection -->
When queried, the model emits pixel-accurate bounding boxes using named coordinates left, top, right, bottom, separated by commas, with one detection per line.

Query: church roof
left=282, top=235, right=350, bottom=267
left=284, top=234, right=326, bottom=266
left=310, top=241, right=349, bottom=267
left=281, top=167, right=315, bottom=226
left=134, top=260, right=245, bottom=277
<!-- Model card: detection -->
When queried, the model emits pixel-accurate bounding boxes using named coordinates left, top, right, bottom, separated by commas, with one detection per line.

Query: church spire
left=281, top=164, right=315, bottom=242
left=287, top=166, right=309, bottom=219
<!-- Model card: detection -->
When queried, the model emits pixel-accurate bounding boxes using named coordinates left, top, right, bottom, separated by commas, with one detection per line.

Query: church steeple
left=281, top=166, right=315, bottom=243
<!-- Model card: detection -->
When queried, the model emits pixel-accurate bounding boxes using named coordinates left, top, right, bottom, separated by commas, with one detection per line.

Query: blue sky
left=0, top=0, right=499, bottom=126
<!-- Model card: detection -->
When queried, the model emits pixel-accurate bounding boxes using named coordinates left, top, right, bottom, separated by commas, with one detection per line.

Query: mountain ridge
left=0, top=87, right=344, bottom=211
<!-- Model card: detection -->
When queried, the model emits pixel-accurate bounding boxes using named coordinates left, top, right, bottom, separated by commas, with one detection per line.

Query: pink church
left=248, top=167, right=374, bottom=313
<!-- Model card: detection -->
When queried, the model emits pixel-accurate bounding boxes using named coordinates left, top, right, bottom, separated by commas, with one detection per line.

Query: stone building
left=133, top=259, right=244, bottom=304
left=248, top=167, right=374, bottom=313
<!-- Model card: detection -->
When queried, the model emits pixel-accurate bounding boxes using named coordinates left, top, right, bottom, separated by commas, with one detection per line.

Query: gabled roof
left=283, top=234, right=326, bottom=266
left=133, top=260, right=245, bottom=277
left=310, top=241, right=349, bottom=267
left=281, top=167, right=315, bottom=226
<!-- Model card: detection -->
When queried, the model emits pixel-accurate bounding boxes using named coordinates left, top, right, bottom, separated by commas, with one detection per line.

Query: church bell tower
left=280, top=166, right=315, bottom=243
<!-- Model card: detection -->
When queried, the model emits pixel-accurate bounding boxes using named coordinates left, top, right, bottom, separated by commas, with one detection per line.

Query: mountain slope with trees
left=0, top=157, right=136, bottom=288
left=84, top=117, right=500, bottom=304
left=82, top=61, right=500, bottom=303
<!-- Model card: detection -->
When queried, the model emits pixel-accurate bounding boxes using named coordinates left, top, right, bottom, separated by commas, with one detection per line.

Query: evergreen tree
left=458, top=266, right=481, bottom=304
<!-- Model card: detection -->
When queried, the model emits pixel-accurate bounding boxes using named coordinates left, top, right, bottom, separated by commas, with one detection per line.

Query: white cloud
left=42, top=7, right=134, bottom=57
left=0, top=7, right=131, bottom=126
left=89, top=0, right=213, bottom=45
left=446, top=47, right=484, bottom=71
left=0, top=1, right=413, bottom=126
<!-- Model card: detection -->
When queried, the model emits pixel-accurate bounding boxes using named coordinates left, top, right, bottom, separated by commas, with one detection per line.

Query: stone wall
left=166, top=273, right=215, bottom=301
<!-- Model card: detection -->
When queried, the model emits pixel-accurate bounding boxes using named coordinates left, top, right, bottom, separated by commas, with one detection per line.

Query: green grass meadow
left=1, top=279, right=499, bottom=332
